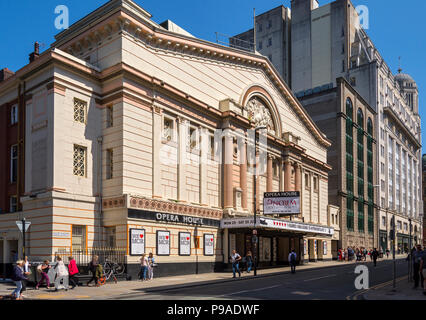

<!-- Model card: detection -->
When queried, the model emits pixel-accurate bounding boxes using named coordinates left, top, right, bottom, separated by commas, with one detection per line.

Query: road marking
left=303, top=274, right=336, bottom=282
left=219, top=284, right=281, bottom=297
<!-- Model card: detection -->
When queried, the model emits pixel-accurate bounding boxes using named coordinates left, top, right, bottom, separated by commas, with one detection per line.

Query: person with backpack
left=87, top=255, right=100, bottom=287
left=11, top=260, right=28, bottom=300
left=289, top=249, right=297, bottom=274
left=67, top=256, right=79, bottom=289
left=35, top=260, right=51, bottom=290
left=53, top=256, right=69, bottom=291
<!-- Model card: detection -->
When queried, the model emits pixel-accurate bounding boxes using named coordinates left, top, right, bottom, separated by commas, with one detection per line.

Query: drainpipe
left=97, top=136, right=103, bottom=247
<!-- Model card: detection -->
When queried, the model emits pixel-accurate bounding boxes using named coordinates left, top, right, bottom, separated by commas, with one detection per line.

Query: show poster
left=323, top=241, right=328, bottom=255
left=204, top=234, right=214, bottom=256
left=129, top=228, right=145, bottom=256
left=157, top=230, right=170, bottom=256
left=179, top=232, right=191, bottom=256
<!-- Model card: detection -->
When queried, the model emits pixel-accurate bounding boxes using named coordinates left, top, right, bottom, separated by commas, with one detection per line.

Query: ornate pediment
left=246, top=97, right=275, bottom=134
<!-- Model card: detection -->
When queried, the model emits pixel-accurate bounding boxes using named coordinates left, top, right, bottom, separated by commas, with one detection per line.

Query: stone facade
left=0, top=0, right=337, bottom=276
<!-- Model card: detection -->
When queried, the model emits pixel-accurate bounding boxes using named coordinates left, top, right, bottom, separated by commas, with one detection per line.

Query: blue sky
left=1, top=0, right=425, bottom=152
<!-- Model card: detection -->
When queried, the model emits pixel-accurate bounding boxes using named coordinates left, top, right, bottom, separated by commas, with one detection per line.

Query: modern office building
left=299, top=78, right=377, bottom=250
left=0, top=0, right=338, bottom=278
left=233, top=0, right=423, bottom=250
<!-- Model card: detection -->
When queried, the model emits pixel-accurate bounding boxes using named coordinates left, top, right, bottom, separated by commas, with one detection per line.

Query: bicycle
left=98, top=259, right=125, bottom=285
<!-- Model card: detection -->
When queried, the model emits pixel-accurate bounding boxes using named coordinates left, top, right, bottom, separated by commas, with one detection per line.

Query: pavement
left=1, top=254, right=421, bottom=300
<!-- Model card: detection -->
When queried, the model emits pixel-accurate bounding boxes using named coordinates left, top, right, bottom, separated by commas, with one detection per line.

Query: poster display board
left=179, top=232, right=191, bottom=256
left=129, top=228, right=145, bottom=256
left=156, top=230, right=170, bottom=256
left=203, top=234, right=214, bottom=256
left=323, top=241, right=328, bottom=255
left=263, top=192, right=300, bottom=215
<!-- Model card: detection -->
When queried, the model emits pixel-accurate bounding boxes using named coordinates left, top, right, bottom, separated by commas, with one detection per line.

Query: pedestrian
left=420, top=248, right=426, bottom=296
left=372, top=248, right=379, bottom=267
left=11, top=260, right=27, bottom=300
left=230, top=250, right=242, bottom=278
left=412, top=245, right=424, bottom=290
left=147, top=253, right=155, bottom=280
left=87, top=255, right=100, bottom=287
left=68, top=256, right=79, bottom=289
left=53, top=256, right=69, bottom=291
left=289, top=249, right=297, bottom=274
left=245, top=251, right=253, bottom=273
left=386, top=249, right=390, bottom=259
left=21, top=256, right=31, bottom=297
left=35, top=260, right=51, bottom=290
left=139, top=254, right=148, bottom=281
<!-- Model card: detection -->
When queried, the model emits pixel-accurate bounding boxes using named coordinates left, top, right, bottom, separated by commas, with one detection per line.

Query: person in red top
left=67, top=256, right=79, bottom=289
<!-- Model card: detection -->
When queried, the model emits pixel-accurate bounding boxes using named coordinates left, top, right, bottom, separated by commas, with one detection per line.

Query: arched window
left=367, top=118, right=373, bottom=136
left=346, top=98, right=353, bottom=119
left=357, top=108, right=364, bottom=128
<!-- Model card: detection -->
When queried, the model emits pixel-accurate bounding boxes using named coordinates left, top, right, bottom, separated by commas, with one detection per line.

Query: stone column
left=177, top=117, right=188, bottom=202
left=240, top=140, right=248, bottom=210
left=200, top=128, right=208, bottom=206
left=284, top=160, right=292, bottom=191
left=267, top=155, right=274, bottom=192
left=295, top=162, right=302, bottom=192
left=224, top=129, right=234, bottom=209
left=152, top=105, right=162, bottom=198
left=280, top=160, right=285, bottom=191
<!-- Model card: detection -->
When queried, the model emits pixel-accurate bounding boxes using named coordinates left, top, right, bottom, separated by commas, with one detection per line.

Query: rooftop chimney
left=29, top=42, right=40, bottom=63
left=0, top=68, right=15, bottom=82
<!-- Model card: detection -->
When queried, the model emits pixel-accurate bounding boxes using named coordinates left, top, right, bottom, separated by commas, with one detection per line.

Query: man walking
left=420, top=249, right=426, bottom=296
left=412, top=245, right=424, bottom=290
left=230, top=250, right=242, bottom=278
left=372, top=248, right=379, bottom=267
left=289, top=249, right=297, bottom=274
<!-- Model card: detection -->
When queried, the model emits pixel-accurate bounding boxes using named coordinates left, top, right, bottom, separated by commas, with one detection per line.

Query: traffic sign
left=16, top=221, right=31, bottom=232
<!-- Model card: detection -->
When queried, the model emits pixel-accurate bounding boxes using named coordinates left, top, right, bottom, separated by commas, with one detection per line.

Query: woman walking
left=147, top=253, right=155, bottom=280
left=21, top=256, right=31, bottom=297
left=87, top=255, right=100, bottom=287
left=68, top=256, right=79, bottom=289
left=11, top=260, right=28, bottom=300
left=245, top=251, right=253, bottom=273
left=35, top=260, right=51, bottom=290
left=139, top=254, right=148, bottom=281
left=53, top=256, right=69, bottom=291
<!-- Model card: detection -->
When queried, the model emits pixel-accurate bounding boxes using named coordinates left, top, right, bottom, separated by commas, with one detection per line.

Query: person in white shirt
left=289, top=249, right=297, bottom=274
left=230, top=250, right=242, bottom=278
left=139, top=254, right=149, bottom=281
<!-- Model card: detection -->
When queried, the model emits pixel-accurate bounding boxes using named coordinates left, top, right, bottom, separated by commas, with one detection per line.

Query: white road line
left=303, top=274, right=336, bottom=282
left=218, top=284, right=281, bottom=297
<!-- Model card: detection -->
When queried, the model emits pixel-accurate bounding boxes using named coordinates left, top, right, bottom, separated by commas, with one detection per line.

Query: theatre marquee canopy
left=221, top=217, right=334, bottom=236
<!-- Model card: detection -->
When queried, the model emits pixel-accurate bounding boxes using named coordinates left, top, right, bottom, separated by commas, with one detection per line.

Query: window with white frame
left=11, top=105, right=18, bottom=125
left=188, top=126, right=200, bottom=151
left=10, top=145, right=18, bottom=183
left=72, top=225, right=86, bottom=251
left=208, top=134, right=215, bottom=159
left=73, top=145, right=87, bottom=177
left=382, top=216, right=386, bottom=227
left=73, top=98, right=87, bottom=123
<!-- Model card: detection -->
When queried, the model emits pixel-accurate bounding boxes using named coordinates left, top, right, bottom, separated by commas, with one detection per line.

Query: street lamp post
left=253, top=126, right=266, bottom=277
left=390, top=213, right=396, bottom=290
left=408, top=218, right=412, bottom=282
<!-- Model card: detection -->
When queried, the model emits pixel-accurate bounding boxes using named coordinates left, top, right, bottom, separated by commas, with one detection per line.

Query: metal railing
left=55, top=247, right=126, bottom=267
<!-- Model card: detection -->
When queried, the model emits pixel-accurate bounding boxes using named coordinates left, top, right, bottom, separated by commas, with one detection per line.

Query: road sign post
left=16, top=219, right=31, bottom=258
